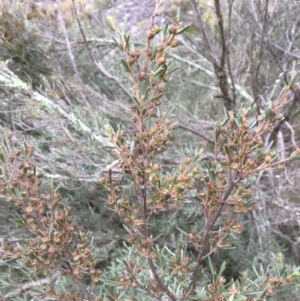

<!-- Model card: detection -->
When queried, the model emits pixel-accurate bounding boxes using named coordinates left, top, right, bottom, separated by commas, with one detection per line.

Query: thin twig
left=71, top=0, right=132, bottom=100
left=178, top=123, right=214, bottom=144
left=56, top=1, right=88, bottom=103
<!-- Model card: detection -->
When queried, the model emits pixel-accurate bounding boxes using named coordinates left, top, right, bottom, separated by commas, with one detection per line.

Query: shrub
left=1, top=1, right=300, bottom=301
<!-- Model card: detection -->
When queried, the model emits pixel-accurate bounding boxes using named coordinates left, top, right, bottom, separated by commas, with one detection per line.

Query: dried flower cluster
left=100, top=2, right=300, bottom=300
left=0, top=136, right=101, bottom=301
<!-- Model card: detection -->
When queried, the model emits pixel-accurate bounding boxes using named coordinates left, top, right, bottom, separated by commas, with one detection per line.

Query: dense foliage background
left=1, top=0, right=300, bottom=300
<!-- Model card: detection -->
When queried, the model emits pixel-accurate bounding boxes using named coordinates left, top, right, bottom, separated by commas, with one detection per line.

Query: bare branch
left=71, top=0, right=132, bottom=100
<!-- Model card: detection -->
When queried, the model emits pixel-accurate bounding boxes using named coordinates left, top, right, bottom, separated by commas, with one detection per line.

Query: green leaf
left=124, top=33, right=130, bottom=50
left=164, top=245, right=175, bottom=257
left=154, top=65, right=167, bottom=78
left=291, top=271, right=300, bottom=278
left=175, top=7, right=180, bottom=23
left=11, top=212, right=26, bottom=225
left=255, top=285, right=270, bottom=299
left=234, top=296, right=247, bottom=301
left=142, top=108, right=147, bottom=116
left=151, top=45, right=157, bottom=61
left=130, top=140, right=135, bottom=154
left=279, top=266, right=287, bottom=276
left=163, top=23, right=169, bottom=38
left=288, top=71, right=299, bottom=89
left=215, top=128, right=220, bottom=142
left=0, top=152, right=4, bottom=163
left=193, top=149, right=204, bottom=164
left=216, top=261, right=226, bottom=282
left=223, top=107, right=230, bottom=121
left=176, top=227, right=188, bottom=235
left=289, top=155, right=300, bottom=162
left=151, top=92, right=165, bottom=101
left=166, top=66, right=180, bottom=75
left=140, top=80, right=147, bottom=96
left=164, top=105, right=174, bottom=120
left=149, top=61, right=155, bottom=71
left=120, top=59, right=131, bottom=73
left=204, top=161, right=215, bottom=180
left=187, top=296, right=205, bottom=300
left=123, top=224, right=132, bottom=234
left=175, top=25, right=191, bottom=35
left=131, top=97, right=140, bottom=113
left=104, top=122, right=114, bottom=136
left=264, top=108, right=272, bottom=120
left=224, top=145, right=230, bottom=156
left=208, top=257, right=216, bottom=282
left=248, top=118, right=257, bottom=129
left=105, top=16, right=116, bottom=31
left=112, top=35, right=120, bottom=47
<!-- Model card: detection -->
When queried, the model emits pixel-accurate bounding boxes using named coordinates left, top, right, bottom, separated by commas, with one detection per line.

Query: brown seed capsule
left=157, top=43, right=165, bottom=52
left=9, top=154, right=16, bottom=162
left=163, top=74, right=170, bottom=82
left=153, top=24, right=161, bottom=34
left=157, top=57, right=167, bottom=66
left=264, top=155, right=272, bottom=164
left=130, top=105, right=137, bottom=112
left=138, top=72, right=146, bottom=81
left=158, top=85, right=166, bottom=93
left=154, top=99, right=161, bottom=106
left=147, top=30, right=155, bottom=40
left=147, top=49, right=153, bottom=58
left=169, top=25, right=177, bottom=34
left=170, top=39, right=179, bottom=48
left=133, top=49, right=141, bottom=58
left=147, top=103, right=154, bottom=110
left=127, top=56, right=135, bottom=66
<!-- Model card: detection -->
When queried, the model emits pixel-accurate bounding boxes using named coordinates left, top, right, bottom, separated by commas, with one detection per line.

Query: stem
left=187, top=179, right=238, bottom=294
left=148, top=258, right=177, bottom=301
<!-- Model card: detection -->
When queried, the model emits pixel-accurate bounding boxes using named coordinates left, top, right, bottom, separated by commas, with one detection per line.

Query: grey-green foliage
left=0, top=0, right=300, bottom=300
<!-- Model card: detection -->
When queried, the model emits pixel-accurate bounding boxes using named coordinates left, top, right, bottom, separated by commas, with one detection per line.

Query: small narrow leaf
left=123, top=224, right=132, bottom=234
left=149, top=61, right=155, bottom=71
left=163, top=23, right=169, bottom=38
left=131, top=97, right=140, bottom=110
left=104, top=123, right=113, bottom=136
left=154, top=65, right=167, bottom=78
left=165, top=105, right=174, bottom=119
left=140, top=80, right=147, bottom=96
left=264, top=108, right=272, bottom=120
left=224, top=145, right=230, bottom=156
left=130, top=140, right=135, bottom=154
left=176, top=227, right=188, bottom=235
left=151, top=92, right=165, bottom=101
left=208, top=257, right=216, bottom=282
left=105, top=16, right=116, bottom=31
left=175, top=25, right=191, bottom=35
left=124, top=33, right=131, bottom=50
left=289, top=155, right=300, bottom=162
left=151, top=45, right=158, bottom=61
left=0, top=152, right=4, bottom=163
left=111, top=35, right=120, bottom=47
left=121, top=59, right=131, bottom=73
left=175, top=7, right=180, bottom=23
left=288, top=71, right=299, bottom=89
left=223, top=107, right=230, bottom=124
left=234, top=296, right=247, bottom=301
left=166, top=66, right=180, bottom=75
left=216, top=261, right=226, bottom=282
